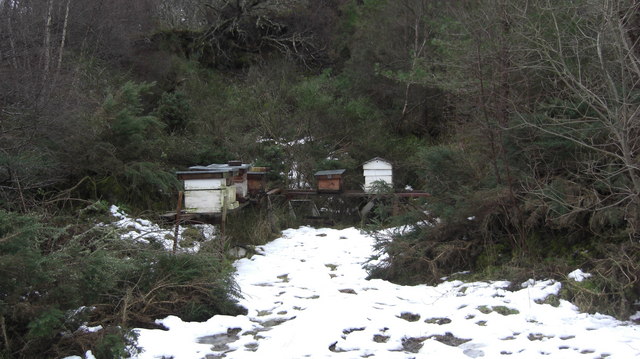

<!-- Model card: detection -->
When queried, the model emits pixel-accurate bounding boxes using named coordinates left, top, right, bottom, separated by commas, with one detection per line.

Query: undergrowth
left=0, top=204, right=244, bottom=359
left=225, top=203, right=286, bottom=246
left=364, top=201, right=640, bottom=320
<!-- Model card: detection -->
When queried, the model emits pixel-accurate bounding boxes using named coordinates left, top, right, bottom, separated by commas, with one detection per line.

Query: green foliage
left=93, top=328, right=139, bottom=359
left=225, top=205, right=284, bottom=246
left=415, top=145, right=483, bottom=223
left=102, top=81, right=164, bottom=162
left=92, top=162, right=178, bottom=211
left=70, top=81, right=183, bottom=210
left=27, top=308, right=65, bottom=341
left=154, top=91, right=192, bottom=134
left=0, top=209, right=242, bottom=358
left=253, top=142, right=287, bottom=183
left=122, top=162, right=179, bottom=209
left=559, top=242, right=640, bottom=318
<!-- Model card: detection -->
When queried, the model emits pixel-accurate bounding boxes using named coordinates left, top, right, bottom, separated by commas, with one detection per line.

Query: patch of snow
left=568, top=269, right=593, bottom=282
left=77, top=325, right=103, bottom=333
left=256, top=136, right=314, bottom=147
left=129, top=226, right=640, bottom=359
left=107, top=205, right=215, bottom=253
left=62, top=351, right=95, bottom=359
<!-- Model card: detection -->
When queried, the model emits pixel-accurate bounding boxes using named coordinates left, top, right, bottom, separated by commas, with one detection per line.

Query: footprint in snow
left=197, top=327, right=242, bottom=352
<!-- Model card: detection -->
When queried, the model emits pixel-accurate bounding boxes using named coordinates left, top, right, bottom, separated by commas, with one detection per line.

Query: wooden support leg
left=173, top=191, right=183, bottom=254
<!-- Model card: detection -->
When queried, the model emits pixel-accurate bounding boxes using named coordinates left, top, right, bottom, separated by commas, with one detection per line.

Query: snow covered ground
left=107, top=205, right=215, bottom=253
left=133, top=226, right=640, bottom=359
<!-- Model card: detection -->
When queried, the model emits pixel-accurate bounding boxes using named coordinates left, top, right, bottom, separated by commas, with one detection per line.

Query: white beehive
left=363, top=157, right=393, bottom=192
left=177, top=169, right=239, bottom=213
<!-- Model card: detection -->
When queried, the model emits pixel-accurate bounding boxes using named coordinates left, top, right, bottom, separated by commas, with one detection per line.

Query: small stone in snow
left=398, top=312, right=421, bottom=322
left=373, top=334, right=389, bottom=343
left=401, top=336, right=428, bottom=353
left=339, top=288, right=357, bottom=294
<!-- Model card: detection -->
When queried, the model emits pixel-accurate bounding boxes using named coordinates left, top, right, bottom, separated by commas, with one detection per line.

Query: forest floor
left=131, top=226, right=640, bottom=359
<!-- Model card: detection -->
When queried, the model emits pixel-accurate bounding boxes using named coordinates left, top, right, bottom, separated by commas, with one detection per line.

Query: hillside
left=1, top=1, right=639, bottom=357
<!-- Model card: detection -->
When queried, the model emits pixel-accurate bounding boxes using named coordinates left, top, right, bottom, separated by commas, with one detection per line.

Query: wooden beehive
left=314, top=169, right=346, bottom=193
left=363, top=157, right=393, bottom=192
left=177, top=169, right=238, bottom=213
left=225, top=161, right=252, bottom=201
left=247, top=167, right=268, bottom=195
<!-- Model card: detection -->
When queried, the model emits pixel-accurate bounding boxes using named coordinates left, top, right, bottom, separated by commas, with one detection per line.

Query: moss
left=476, top=305, right=519, bottom=316
left=536, top=294, right=561, bottom=307
left=492, top=306, right=520, bottom=316
left=180, top=226, right=206, bottom=247
left=476, top=305, right=492, bottom=314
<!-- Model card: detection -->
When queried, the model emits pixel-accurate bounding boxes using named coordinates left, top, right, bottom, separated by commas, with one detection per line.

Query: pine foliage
left=0, top=209, right=242, bottom=358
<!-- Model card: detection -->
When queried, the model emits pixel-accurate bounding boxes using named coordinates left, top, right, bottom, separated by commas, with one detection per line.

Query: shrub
left=0, top=209, right=243, bottom=358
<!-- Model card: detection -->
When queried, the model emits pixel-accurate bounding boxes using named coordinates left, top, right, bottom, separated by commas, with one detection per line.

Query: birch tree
left=516, top=0, right=640, bottom=235
left=56, top=0, right=70, bottom=70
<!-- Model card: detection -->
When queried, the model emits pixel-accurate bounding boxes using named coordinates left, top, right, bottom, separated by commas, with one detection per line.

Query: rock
left=428, top=332, right=471, bottom=347
left=339, top=288, right=357, bottom=294
left=373, top=334, right=390, bottom=343
left=228, top=246, right=247, bottom=258
left=398, top=312, right=421, bottom=322
left=401, top=337, right=428, bottom=353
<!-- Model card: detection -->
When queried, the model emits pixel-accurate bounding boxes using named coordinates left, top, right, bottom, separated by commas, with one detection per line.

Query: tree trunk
left=0, top=315, right=10, bottom=354
left=474, top=41, right=503, bottom=185
left=43, top=0, right=54, bottom=79
left=6, top=3, right=19, bottom=69
left=400, top=11, right=428, bottom=124
left=57, top=0, right=71, bottom=70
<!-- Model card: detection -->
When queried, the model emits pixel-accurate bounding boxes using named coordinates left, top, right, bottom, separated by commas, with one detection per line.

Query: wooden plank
left=184, top=178, right=226, bottom=190
left=282, top=190, right=430, bottom=198
left=177, top=172, right=227, bottom=180
left=221, top=192, right=228, bottom=235
left=284, top=189, right=317, bottom=197
left=173, top=191, right=183, bottom=253
left=394, top=192, right=431, bottom=197
left=360, top=200, right=375, bottom=218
